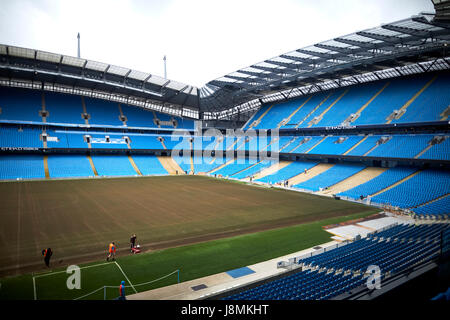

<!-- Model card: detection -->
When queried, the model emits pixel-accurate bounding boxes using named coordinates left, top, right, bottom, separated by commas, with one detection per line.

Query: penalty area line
left=114, top=261, right=137, bottom=294
left=33, top=277, right=37, bottom=301
left=32, top=261, right=114, bottom=300
left=34, top=262, right=114, bottom=279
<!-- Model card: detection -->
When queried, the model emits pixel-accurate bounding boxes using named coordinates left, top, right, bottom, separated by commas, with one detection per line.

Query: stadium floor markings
left=33, top=261, right=114, bottom=279
left=32, top=261, right=115, bottom=300
left=32, top=277, right=37, bottom=301
left=114, top=261, right=137, bottom=294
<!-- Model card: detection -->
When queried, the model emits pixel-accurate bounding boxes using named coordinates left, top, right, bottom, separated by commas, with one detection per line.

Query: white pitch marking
left=34, top=262, right=114, bottom=279
left=114, top=261, right=137, bottom=294
left=33, top=277, right=37, bottom=300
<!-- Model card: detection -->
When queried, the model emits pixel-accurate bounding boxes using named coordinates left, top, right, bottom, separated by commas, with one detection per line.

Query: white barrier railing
left=73, top=269, right=180, bottom=300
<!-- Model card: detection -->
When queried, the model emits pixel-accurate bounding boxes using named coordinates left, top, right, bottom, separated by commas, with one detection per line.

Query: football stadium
left=0, top=0, right=449, bottom=306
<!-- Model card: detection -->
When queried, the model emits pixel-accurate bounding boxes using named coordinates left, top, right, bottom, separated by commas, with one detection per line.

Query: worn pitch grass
left=0, top=175, right=379, bottom=299
left=0, top=210, right=376, bottom=300
left=0, top=175, right=376, bottom=276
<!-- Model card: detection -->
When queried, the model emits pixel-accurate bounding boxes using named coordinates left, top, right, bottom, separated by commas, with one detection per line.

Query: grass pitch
left=0, top=210, right=376, bottom=300
left=0, top=175, right=379, bottom=299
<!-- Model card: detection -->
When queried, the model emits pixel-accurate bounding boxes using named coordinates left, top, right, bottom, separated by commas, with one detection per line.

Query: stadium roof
left=0, top=12, right=449, bottom=120
left=0, top=45, right=200, bottom=118
left=200, top=12, right=450, bottom=119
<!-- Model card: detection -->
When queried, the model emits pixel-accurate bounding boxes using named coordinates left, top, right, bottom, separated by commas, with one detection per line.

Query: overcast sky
left=0, top=0, right=435, bottom=87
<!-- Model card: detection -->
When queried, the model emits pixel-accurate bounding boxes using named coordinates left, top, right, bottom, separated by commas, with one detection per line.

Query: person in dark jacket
left=42, top=248, right=53, bottom=267
left=130, top=234, right=137, bottom=252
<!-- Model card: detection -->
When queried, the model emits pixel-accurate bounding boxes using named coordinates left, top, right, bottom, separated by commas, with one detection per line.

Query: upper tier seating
left=0, top=86, right=194, bottom=130
left=246, top=72, right=449, bottom=130
left=84, top=97, right=123, bottom=126
left=280, top=92, right=329, bottom=129
left=45, top=91, right=86, bottom=125
left=0, top=87, right=42, bottom=122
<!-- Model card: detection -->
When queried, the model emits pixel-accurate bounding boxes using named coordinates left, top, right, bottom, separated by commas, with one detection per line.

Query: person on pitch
left=107, top=242, right=116, bottom=261
left=118, top=280, right=126, bottom=300
left=42, top=248, right=53, bottom=268
left=130, top=234, right=137, bottom=252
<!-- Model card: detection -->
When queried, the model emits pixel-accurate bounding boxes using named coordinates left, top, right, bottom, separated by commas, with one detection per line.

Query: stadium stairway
left=304, top=136, right=328, bottom=154
left=152, top=111, right=161, bottom=128
left=260, top=137, right=279, bottom=151
left=158, top=137, right=167, bottom=150
left=249, top=161, right=292, bottom=181
left=157, top=156, right=185, bottom=175
left=41, top=130, right=47, bottom=149
left=342, top=135, right=369, bottom=155
left=81, top=96, right=90, bottom=125
left=415, top=144, right=433, bottom=159
left=385, top=75, right=437, bottom=124
left=370, top=169, right=422, bottom=198
left=43, top=155, right=50, bottom=178
left=414, top=136, right=448, bottom=159
left=86, top=155, right=99, bottom=176
left=118, top=104, right=127, bottom=126
left=231, top=160, right=263, bottom=177
left=213, top=137, right=224, bottom=152
left=279, top=137, right=298, bottom=152
left=128, top=155, right=143, bottom=176
left=225, top=137, right=241, bottom=151
left=287, top=163, right=334, bottom=186
left=40, top=92, right=47, bottom=123
left=348, top=82, right=390, bottom=125
left=409, top=193, right=449, bottom=211
left=277, top=96, right=313, bottom=128
left=307, top=89, right=348, bottom=127
left=208, top=158, right=236, bottom=174
left=189, top=140, right=194, bottom=174
left=362, top=136, right=393, bottom=156
left=440, top=106, right=450, bottom=121
left=318, top=167, right=388, bottom=195
left=248, top=104, right=274, bottom=129
left=295, top=93, right=332, bottom=128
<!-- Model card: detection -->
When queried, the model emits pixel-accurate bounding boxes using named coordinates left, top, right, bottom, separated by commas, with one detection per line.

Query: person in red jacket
left=118, top=280, right=126, bottom=300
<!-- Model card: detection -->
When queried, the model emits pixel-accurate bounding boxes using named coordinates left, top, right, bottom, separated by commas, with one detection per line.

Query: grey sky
left=0, top=0, right=435, bottom=87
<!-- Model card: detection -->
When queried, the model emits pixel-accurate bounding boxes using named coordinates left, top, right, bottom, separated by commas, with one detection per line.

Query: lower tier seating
left=0, top=154, right=45, bottom=179
left=223, top=223, right=449, bottom=300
